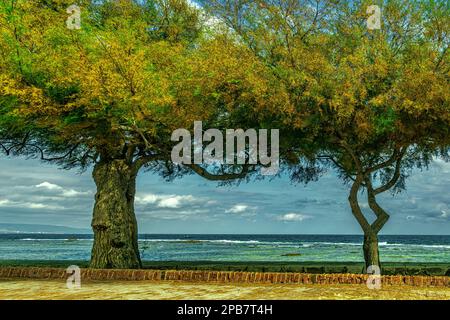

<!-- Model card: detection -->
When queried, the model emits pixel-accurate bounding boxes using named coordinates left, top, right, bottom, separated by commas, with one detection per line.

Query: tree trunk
left=363, top=231, right=381, bottom=271
left=348, top=177, right=382, bottom=272
left=90, top=159, right=142, bottom=269
left=340, top=146, right=404, bottom=274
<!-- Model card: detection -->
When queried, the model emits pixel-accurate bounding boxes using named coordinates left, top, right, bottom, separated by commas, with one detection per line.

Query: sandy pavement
left=0, top=279, right=449, bottom=300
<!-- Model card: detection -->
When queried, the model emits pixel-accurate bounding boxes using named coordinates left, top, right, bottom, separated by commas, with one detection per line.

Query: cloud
left=0, top=198, right=62, bottom=210
left=413, top=203, right=450, bottom=222
left=136, top=193, right=198, bottom=209
left=135, top=194, right=159, bottom=205
left=225, top=204, right=258, bottom=217
left=0, top=199, right=11, bottom=206
left=225, top=204, right=248, bottom=214
left=36, top=181, right=89, bottom=197
left=36, top=182, right=61, bottom=191
left=276, top=213, right=312, bottom=222
left=158, top=195, right=196, bottom=208
left=433, top=159, right=450, bottom=174
left=145, top=209, right=212, bottom=221
left=0, top=157, right=449, bottom=234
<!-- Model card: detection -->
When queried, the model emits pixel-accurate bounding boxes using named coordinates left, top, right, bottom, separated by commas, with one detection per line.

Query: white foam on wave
left=303, top=242, right=362, bottom=246
left=208, top=240, right=261, bottom=244
left=379, top=242, right=450, bottom=249
left=140, top=239, right=185, bottom=242
left=16, top=238, right=450, bottom=249
left=19, top=238, right=92, bottom=241
left=140, top=239, right=262, bottom=244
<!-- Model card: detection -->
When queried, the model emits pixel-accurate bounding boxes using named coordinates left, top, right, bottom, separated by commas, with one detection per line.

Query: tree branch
left=373, top=155, right=404, bottom=195
left=348, top=174, right=371, bottom=232
left=131, top=154, right=162, bottom=175
left=186, top=163, right=254, bottom=181
left=365, top=177, right=390, bottom=234
left=365, top=147, right=406, bottom=175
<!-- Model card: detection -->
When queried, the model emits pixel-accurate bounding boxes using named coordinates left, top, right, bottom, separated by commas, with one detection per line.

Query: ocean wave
left=19, top=238, right=92, bottom=241
left=138, top=240, right=363, bottom=247
left=207, top=240, right=261, bottom=244
left=139, top=239, right=185, bottom=242
left=378, top=243, right=450, bottom=249
left=303, top=241, right=450, bottom=249
left=301, top=242, right=362, bottom=246
left=15, top=238, right=450, bottom=249
left=140, top=239, right=262, bottom=244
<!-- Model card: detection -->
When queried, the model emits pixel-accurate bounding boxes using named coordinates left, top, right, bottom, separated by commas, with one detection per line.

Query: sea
left=0, top=234, right=449, bottom=263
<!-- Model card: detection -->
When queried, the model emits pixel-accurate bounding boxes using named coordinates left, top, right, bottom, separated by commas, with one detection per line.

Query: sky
left=0, top=156, right=449, bottom=235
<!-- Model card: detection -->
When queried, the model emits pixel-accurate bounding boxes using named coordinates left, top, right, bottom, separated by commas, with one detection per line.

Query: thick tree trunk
left=90, top=159, right=142, bottom=269
left=363, top=232, right=381, bottom=270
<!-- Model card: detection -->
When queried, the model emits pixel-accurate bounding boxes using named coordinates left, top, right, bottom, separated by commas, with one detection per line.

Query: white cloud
left=0, top=198, right=62, bottom=210
left=277, top=213, right=312, bottom=222
left=136, top=193, right=198, bottom=209
left=157, top=195, right=196, bottom=208
left=0, top=199, right=12, bottom=206
left=27, top=203, right=48, bottom=209
left=224, top=204, right=258, bottom=218
left=136, top=194, right=159, bottom=205
left=61, top=189, right=86, bottom=197
left=36, top=182, right=62, bottom=191
left=36, top=181, right=89, bottom=198
left=225, top=204, right=249, bottom=214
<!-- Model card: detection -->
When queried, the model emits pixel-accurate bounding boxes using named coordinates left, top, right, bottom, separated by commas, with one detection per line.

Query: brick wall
left=0, top=267, right=448, bottom=287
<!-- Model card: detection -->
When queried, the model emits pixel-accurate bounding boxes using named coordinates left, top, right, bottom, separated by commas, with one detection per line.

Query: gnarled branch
left=186, top=163, right=254, bottom=181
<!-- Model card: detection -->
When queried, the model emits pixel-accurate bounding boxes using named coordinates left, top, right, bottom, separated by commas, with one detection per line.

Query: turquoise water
left=0, top=234, right=449, bottom=262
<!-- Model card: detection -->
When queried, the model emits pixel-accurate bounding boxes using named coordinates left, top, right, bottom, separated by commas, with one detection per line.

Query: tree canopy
left=0, top=0, right=284, bottom=268
left=202, top=0, right=449, bottom=268
left=0, top=0, right=448, bottom=269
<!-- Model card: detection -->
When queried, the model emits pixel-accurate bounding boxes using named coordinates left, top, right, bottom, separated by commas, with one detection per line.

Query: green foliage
left=1, top=0, right=448, bottom=176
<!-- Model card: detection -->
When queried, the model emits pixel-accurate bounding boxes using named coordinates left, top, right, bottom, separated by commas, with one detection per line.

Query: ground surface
left=0, top=279, right=449, bottom=300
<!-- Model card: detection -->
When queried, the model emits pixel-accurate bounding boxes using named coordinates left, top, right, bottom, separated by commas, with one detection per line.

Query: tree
left=0, top=0, right=202, bottom=269
left=203, top=0, right=449, bottom=269
left=0, top=0, right=279, bottom=268
left=310, top=0, right=449, bottom=270
left=2, top=0, right=447, bottom=271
